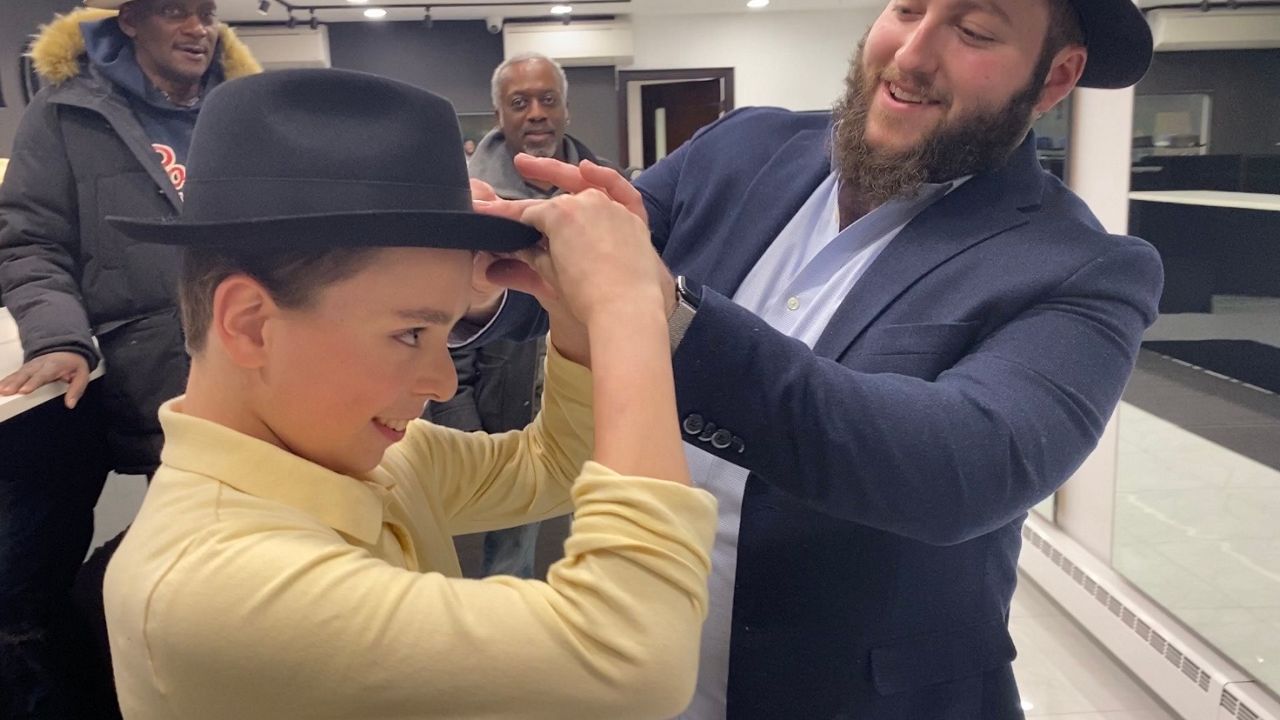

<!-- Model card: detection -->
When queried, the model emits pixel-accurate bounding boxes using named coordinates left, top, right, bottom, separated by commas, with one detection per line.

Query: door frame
left=616, top=67, right=735, bottom=169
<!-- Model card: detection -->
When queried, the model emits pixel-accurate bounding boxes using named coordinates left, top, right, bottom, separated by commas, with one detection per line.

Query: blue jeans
left=0, top=389, right=109, bottom=719
left=481, top=522, right=541, bottom=579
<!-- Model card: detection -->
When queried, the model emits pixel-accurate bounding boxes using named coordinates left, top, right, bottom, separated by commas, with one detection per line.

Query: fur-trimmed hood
left=27, top=6, right=260, bottom=86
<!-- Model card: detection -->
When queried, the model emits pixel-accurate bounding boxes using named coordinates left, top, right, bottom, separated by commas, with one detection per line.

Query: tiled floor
left=1145, top=296, right=1280, bottom=347
left=1117, top=350, right=1280, bottom=694
left=1011, top=576, right=1177, bottom=719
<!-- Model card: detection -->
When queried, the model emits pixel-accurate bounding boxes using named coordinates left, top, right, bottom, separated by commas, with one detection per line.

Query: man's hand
left=472, top=161, right=676, bottom=319
left=0, top=351, right=91, bottom=408
left=514, top=155, right=648, bottom=224
left=520, top=190, right=668, bottom=327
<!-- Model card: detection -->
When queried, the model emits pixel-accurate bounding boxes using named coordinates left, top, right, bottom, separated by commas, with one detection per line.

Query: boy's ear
left=211, top=274, right=275, bottom=369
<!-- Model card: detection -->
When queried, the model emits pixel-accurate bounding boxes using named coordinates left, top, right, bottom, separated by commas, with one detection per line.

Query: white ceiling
left=220, top=0, right=884, bottom=24
left=219, top=0, right=1274, bottom=26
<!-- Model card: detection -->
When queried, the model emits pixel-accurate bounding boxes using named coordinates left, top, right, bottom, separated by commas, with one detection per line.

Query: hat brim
left=106, top=209, right=541, bottom=252
left=1074, top=0, right=1154, bottom=89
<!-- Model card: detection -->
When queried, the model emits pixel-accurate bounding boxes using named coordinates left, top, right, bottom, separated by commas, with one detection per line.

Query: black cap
left=1071, top=0, right=1154, bottom=89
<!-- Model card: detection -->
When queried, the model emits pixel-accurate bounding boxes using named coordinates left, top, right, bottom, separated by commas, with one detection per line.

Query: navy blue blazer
left=635, top=108, right=1162, bottom=720
left=485, top=107, right=1162, bottom=719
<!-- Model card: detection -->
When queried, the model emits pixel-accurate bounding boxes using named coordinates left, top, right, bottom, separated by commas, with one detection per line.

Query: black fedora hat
left=109, top=69, right=539, bottom=251
left=1071, top=0, right=1154, bottom=89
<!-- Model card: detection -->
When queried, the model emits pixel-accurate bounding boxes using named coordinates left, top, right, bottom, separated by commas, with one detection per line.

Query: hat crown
left=182, top=69, right=472, bottom=222
left=107, top=68, right=540, bottom=252
left=1069, top=0, right=1154, bottom=89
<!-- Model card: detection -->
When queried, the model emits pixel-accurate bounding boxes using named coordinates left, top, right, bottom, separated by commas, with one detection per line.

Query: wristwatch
left=667, top=275, right=701, bottom=354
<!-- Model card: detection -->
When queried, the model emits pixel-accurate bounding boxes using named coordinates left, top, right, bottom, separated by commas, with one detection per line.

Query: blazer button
left=710, top=429, right=733, bottom=449
left=682, top=414, right=704, bottom=436
left=698, top=422, right=719, bottom=442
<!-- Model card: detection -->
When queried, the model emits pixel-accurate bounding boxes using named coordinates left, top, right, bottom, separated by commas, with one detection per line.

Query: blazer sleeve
left=670, top=239, right=1163, bottom=546
left=0, top=94, right=98, bottom=368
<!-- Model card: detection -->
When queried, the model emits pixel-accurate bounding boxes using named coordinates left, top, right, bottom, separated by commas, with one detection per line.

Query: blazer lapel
left=811, top=136, right=1046, bottom=360
left=700, top=128, right=831, bottom=298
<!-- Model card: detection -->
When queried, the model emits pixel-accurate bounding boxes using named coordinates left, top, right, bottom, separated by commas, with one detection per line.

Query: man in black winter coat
left=0, top=2, right=258, bottom=716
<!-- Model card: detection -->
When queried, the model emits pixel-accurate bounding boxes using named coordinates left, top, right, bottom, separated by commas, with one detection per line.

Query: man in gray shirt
left=428, top=53, right=618, bottom=578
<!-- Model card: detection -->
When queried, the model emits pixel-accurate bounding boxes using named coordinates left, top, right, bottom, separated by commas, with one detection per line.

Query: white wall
left=625, top=8, right=882, bottom=111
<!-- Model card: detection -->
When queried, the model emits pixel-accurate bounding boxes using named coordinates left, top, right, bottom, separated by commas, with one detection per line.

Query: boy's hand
left=519, top=190, right=671, bottom=328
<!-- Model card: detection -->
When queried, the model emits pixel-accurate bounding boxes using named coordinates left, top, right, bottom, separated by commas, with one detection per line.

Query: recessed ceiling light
left=550, top=4, right=573, bottom=14
left=364, top=7, right=388, bottom=18
left=346, top=0, right=368, bottom=4
left=746, top=0, right=769, bottom=7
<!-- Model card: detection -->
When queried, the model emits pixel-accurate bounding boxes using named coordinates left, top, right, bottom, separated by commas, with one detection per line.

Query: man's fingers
left=65, top=366, right=90, bottom=409
left=517, top=195, right=577, bottom=236
left=0, top=368, right=33, bottom=395
left=17, top=362, right=63, bottom=394
left=469, top=178, right=499, bottom=203
left=514, top=154, right=648, bottom=222
left=580, top=159, right=647, bottom=221
left=473, top=196, right=543, bottom=223
left=514, top=154, right=596, bottom=194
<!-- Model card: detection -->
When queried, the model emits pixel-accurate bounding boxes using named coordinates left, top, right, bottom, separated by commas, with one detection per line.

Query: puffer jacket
left=0, top=8, right=259, bottom=474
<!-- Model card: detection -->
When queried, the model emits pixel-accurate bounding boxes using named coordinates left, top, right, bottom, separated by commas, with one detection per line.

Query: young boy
left=102, top=69, right=715, bottom=719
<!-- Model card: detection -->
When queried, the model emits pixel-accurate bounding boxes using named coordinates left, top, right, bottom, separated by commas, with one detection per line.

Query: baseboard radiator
left=1018, top=513, right=1280, bottom=720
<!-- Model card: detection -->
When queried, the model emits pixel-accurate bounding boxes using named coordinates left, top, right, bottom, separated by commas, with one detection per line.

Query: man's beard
left=832, top=38, right=1048, bottom=206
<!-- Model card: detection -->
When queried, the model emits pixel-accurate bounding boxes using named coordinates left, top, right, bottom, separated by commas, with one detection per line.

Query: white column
left=1053, top=85, right=1136, bottom=562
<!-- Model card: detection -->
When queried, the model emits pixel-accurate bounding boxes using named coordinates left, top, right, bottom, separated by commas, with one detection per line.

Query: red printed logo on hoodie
left=152, top=143, right=186, bottom=195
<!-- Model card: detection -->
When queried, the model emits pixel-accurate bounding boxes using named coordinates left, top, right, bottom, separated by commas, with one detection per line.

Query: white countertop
left=1128, top=190, right=1280, bottom=212
left=0, top=307, right=105, bottom=423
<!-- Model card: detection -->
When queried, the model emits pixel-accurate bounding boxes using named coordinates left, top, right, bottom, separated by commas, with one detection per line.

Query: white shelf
left=0, top=307, right=105, bottom=423
left=1128, top=190, right=1280, bottom=212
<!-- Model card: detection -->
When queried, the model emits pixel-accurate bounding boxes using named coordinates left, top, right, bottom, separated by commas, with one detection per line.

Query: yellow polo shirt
left=104, top=347, right=716, bottom=720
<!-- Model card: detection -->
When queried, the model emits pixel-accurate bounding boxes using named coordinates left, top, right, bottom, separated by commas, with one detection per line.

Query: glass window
left=1116, top=48, right=1280, bottom=695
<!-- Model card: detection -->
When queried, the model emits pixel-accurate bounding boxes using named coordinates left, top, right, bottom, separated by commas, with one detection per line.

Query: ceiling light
left=346, top=0, right=369, bottom=3
left=746, top=0, right=769, bottom=7
left=364, top=7, right=388, bottom=18
left=550, top=4, right=573, bottom=14
left=257, top=0, right=271, bottom=15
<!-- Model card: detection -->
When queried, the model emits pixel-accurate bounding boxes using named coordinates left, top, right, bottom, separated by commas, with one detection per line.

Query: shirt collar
left=157, top=398, right=391, bottom=545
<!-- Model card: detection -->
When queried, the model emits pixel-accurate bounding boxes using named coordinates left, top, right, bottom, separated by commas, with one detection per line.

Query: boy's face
left=256, top=247, right=472, bottom=475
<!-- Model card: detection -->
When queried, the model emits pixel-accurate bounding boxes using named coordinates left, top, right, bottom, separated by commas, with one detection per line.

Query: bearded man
left=474, top=0, right=1164, bottom=717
